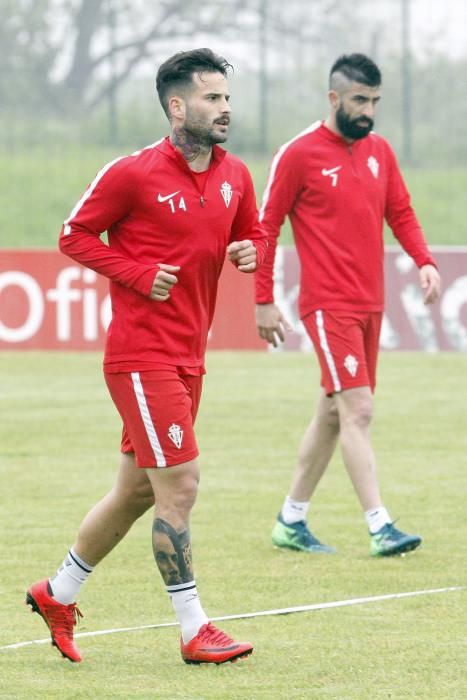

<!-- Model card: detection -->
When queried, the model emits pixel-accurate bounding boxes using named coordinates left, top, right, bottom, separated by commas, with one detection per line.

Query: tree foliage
left=2, top=0, right=341, bottom=117
left=2, top=0, right=249, bottom=115
left=2, top=0, right=466, bottom=164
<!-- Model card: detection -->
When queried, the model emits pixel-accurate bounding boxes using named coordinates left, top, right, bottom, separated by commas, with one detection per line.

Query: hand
left=419, top=264, right=441, bottom=305
left=256, top=303, right=292, bottom=347
left=227, top=239, right=257, bottom=272
left=149, top=264, right=180, bottom=301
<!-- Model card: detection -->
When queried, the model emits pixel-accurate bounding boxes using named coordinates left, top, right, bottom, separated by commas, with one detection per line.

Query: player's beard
left=336, top=104, right=373, bottom=140
left=184, top=107, right=229, bottom=146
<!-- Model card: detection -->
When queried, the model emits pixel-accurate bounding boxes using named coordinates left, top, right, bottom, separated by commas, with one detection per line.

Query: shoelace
left=294, top=521, right=321, bottom=546
left=384, top=520, right=404, bottom=537
left=47, top=603, right=83, bottom=636
left=197, top=623, right=234, bottom=647
left=372, top=522, right=407, bottom=544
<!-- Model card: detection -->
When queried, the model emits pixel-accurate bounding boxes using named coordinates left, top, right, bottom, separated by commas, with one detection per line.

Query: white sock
left=168, top=581, right=209, bottom=644
left=281, top=495, right=310, bottom=524
left=365, top=506, right=391, bottom=534
left=49, top=548, right=94, bottom=605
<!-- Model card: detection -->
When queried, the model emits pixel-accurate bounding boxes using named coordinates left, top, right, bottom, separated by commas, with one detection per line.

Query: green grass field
left=1, top=351, right=466, bottom=699
left=1, top=148, right=467, bottom=248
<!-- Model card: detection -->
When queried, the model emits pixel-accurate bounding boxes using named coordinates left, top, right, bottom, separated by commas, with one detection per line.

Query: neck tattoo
left=171, top=128, right=210, bottom=163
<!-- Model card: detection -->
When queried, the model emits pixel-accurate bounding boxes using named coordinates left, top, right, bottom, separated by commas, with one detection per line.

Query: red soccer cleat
left=180, top=622, right=253, bottom=665
left=26, top=579, right=83, bottom=662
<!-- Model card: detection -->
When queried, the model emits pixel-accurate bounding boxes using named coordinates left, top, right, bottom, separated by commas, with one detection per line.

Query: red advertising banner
left=0, top=249, right=263, bottom=351
left=273, top=246, right=467, bottom=352
left=0, top=247, right=466, bottom=351
left=0, top=250, right=110, bottom=350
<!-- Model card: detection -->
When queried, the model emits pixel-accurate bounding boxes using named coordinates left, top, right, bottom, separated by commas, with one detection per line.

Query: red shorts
left=303, top=310, right=382, bottom=395
left=104, top=369, right=202, bottom=468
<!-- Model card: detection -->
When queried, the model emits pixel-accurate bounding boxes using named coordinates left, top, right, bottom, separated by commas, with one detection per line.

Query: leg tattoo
left=152, top=518, right=194, bottom=586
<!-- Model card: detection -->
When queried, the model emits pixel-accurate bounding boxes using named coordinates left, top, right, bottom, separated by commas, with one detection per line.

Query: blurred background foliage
left=1, top=0, right=466, bottom=246
left=2, top=0, right=467, bottom=163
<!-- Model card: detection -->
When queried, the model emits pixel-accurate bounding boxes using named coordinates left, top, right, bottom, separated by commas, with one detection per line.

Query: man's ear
left=328, top=89, right=340, bottom=111
left=168, top=95, right=185, bottom=121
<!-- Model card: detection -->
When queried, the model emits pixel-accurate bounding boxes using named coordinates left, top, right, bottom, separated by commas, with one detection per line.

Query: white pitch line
left=2, top=586, right=463, bottom=652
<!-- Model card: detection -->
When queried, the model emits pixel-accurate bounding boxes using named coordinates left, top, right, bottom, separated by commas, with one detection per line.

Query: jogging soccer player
left=26, top=48, right=266, bottom=665
left=255, top=53, right=441, bottom=557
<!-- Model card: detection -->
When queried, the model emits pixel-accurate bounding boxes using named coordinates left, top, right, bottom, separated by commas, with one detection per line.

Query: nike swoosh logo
left=157, top=190, right=181, bottom=202
left=321, top=167, right=341, bottom=176
left=199, top=645, right=240, bottom=652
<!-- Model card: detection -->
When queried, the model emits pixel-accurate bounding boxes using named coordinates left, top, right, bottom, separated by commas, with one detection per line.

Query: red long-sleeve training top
left=60, top=137, right=267, bottom=371
left=255, top=121, right=436, bottom=317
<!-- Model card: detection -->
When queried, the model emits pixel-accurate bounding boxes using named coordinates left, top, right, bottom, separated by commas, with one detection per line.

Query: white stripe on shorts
left=131, top=372, right=166, bottom=467
left=315, top=310, right=341, bottom=393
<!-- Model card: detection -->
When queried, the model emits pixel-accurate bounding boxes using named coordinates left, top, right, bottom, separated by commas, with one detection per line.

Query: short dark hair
left=156, top=48, right=233, bottom=117
left=329, top=53, right=382, bottom=88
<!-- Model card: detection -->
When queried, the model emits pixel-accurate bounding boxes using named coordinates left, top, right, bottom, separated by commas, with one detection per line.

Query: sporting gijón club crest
left=168, top=423, right=183, bottom=448
left=220, top=181, right=232, bottom=207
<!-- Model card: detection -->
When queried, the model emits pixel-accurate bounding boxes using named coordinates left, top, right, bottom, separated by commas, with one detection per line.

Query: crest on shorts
left=168, top=423, right=183, bottom=449
left=344, top=354, right=358, bottom=377
left=220, top=181, right=232, bottom=207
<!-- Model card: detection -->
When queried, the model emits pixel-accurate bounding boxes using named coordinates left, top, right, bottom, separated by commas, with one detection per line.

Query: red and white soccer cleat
left=26, top=579, right=83, bottom=662
left=180, top=622, right=253, bottom=665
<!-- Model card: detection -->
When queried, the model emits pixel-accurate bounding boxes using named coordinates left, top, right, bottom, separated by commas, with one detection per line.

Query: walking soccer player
left=26, top=48, right=267, bottom=665
left=255, top=53, right=441, bottom=557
